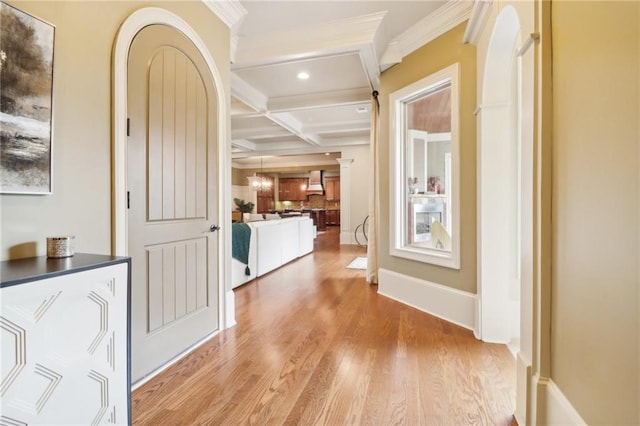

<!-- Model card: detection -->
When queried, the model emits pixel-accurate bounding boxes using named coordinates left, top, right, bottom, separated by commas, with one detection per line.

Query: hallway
left=132, top=227, right=516, bottom=425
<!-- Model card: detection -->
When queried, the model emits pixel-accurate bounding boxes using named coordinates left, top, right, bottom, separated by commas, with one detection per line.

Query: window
left=389, top=63, right=460, bottom=269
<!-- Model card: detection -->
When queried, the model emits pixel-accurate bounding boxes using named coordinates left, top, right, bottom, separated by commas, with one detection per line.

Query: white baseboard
left=515, top=352, right=532, bottom=425
left=508, top=298, right=520, bottom=341
left=225, top=289, right=236, bottom=328
left=340, top=230, right=354, bottom=245
left=535, top=377, right=586, bottom=425
left=131, top=330, right=218, bottom=390
left=378, top=268, right=476, bottom=330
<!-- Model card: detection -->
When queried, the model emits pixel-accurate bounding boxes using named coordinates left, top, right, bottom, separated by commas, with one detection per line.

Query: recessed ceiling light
left=325, top=152, right=330, bottom=156
left=297, top=72, right=310, bottom=80
left=356, top=106, right=368, bottom=113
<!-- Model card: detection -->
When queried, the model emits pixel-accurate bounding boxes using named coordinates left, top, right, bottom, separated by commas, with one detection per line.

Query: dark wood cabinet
left=258, top=176, right=274, bottom=198
left=316, top=210, right=327, bottom=230
left=278, top=179, right=291, bottom=200
left=256, top=176, right=274, bottom=213
left=305, top=209, right=327, bottom=231
left=325, top=176, right=340, bottom=201
left=326, top=209, right=340, bottom=226
left=278, top=178, right=308, bottom=201
left=257, top=196, right=274, bottom=214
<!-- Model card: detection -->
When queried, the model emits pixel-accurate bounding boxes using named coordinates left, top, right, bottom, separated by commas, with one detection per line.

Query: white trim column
left=337, top=158, right=354, bottom=244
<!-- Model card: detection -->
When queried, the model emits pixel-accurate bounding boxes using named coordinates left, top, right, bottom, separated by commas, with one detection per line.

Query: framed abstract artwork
left=0, top=2, right=55, bottom=194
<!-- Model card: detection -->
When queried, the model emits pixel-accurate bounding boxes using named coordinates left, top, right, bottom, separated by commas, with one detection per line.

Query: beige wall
left=340, top=145, right=370, bottom=240
left=0, top=1, right=229, bottom=260
left=551, top=1, right=639, bottom=423
left=232, top=167, right=246, bottom=186
left=378, top=23, right=477, bottom=293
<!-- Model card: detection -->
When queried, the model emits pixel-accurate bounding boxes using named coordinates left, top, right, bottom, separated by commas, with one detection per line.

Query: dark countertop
left=275, top=209, right=326, bottom=214
left=1, top=253, right=131, bottom=288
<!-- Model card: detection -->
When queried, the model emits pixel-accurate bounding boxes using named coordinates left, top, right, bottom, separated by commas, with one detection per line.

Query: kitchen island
left=272, top=209, right=327, bottom=231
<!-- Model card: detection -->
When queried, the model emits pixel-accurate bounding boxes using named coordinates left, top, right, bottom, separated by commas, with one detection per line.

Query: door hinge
left=126, top=118, right=130, bottom=137
left=127, top=191, right=130, bottom=209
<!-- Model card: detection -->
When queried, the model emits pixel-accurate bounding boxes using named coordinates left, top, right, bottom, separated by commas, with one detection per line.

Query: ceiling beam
left=230, top=73, right=268, bottom=113
left=230, top=139, right=257, bottom=151
left=231, top=126, right=294, bottom=140
left=231, top=145, right=363, bottom=159
left=268, top=88, right=371, bottom=112
left=303, top=121, right=370, bottom=134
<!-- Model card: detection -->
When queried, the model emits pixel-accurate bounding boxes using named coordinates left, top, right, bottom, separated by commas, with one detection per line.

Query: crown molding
left=379, top=41, right=403, bottom=70
left=381, top=0, right=473, bottom=67
left=337, top=158, right=355, bottom=166
left=202, top=0, right=247, bottom=29
left=463, top=0, right=494, bottom=45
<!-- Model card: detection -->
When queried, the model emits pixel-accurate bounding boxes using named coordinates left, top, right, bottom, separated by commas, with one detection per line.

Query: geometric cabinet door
left=1, top=257, right=130, bottom=425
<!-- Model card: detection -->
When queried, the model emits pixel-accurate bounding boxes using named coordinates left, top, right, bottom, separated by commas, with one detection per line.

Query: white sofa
left=232, top=217, right=314, bottom=288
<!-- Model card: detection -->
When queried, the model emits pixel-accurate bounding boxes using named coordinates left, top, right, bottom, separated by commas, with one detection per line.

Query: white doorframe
left=477, top=5, right=522, bottom=344
left=478, top=4, right=536, bottom=424
left=111, top=8, right=235, bottom=331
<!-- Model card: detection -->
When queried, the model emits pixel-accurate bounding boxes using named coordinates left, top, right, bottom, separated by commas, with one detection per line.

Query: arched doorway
left=478, top=6, right=527, bottom=349
left=111, top=7, right=234, bottom=383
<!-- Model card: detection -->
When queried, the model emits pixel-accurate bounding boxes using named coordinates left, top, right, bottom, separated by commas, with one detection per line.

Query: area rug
left=346, top=256, right=367, bottom=270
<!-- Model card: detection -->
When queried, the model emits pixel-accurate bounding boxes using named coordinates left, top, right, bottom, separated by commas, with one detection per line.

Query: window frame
left=388, top=63, right=461, bottom=269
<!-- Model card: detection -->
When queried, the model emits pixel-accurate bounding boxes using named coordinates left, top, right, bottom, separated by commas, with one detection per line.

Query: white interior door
left=127, top=24, right=219, bottom=382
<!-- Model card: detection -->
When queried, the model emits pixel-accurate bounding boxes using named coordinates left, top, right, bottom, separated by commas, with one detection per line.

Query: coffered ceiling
left=218, top=0, right=474, bottom=166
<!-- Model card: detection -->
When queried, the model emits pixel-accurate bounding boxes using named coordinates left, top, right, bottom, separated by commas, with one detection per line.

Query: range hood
left=306, top=170, right=324, bottom=195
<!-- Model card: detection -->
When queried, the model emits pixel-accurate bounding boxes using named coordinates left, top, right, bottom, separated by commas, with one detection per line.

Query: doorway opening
left=478, top=6, right=529, bottom=353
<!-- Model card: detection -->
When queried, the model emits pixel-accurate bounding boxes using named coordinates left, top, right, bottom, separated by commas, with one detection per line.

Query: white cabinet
left=298, top=217, right=314, bottom=256
left=1, top=254, right=131, bottom=425
left=280, top=219, right=300, bottom=265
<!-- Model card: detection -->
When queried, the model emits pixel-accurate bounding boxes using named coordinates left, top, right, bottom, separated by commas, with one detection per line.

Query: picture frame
left=0, top=2, right=55, bottom=194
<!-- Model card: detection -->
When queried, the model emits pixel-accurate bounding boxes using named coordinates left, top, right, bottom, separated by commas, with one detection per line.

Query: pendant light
left=247, top=156, right=272, bottom=191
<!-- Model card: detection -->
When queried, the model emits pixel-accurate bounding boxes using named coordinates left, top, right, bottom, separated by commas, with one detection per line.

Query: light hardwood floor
left=132, top=227, right=516, bottom=425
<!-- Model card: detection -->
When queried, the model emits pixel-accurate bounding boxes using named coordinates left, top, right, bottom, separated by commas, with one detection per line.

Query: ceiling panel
left=233, top=53, right=370, bottom=98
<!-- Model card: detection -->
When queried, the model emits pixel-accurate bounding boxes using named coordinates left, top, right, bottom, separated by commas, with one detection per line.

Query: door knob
left=209, top=224, right=220, bottom=232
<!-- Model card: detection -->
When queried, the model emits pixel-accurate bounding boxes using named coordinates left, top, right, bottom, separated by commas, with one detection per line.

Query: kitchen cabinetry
left=257, top=175, right=274, bottom=197
left=257, top=176, right=275, bottom=213
left=325, top=176, right=340, bottom=201
left=279, top=178, right=308, bottom=201
left=1, top=254, right=131, bottom=425
left=326, top=209, right=340, bottom=226
left=257, top=196, right=274, bottom=213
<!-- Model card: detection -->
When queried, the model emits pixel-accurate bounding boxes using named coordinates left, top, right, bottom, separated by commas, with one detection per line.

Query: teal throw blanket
left=232, top=223, right=252, bottom=275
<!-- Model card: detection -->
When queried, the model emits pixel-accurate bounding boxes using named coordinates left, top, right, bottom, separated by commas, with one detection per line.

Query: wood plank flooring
left=132, top=227, right=516, bottom=425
